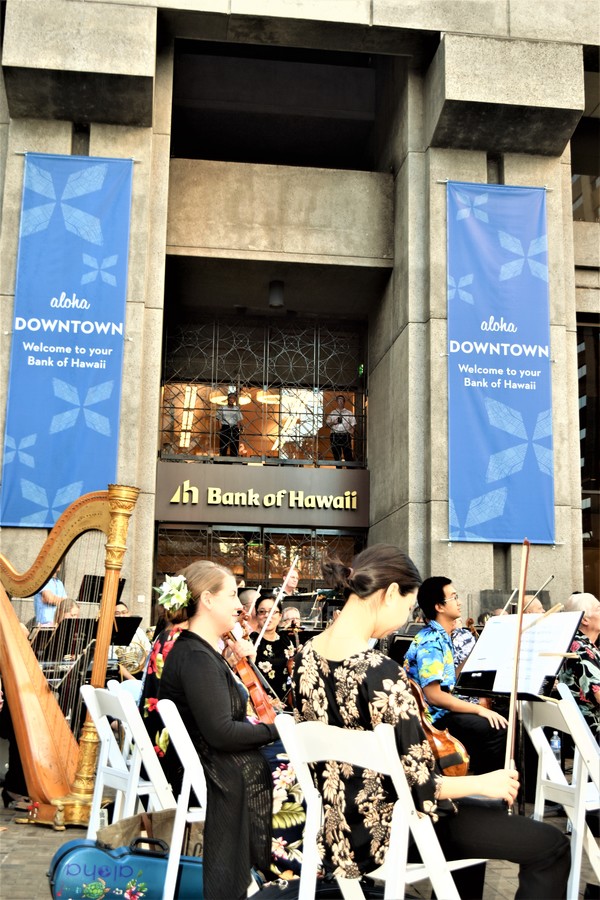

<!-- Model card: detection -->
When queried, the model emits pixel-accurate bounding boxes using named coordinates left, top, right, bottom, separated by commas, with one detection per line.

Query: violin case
left=48, top=837, right=204, bottom=899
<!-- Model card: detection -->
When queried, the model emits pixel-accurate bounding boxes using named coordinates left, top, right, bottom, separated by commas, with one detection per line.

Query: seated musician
left=280, top=606, right=302, bottom=629
left=559, top=592, right=600, bottom=746
left=254, top=595, right=296, bottom=710
left=273, top=566, right=299, bottom=598
left=54, top=598, right=80, bottom=625
left=157, top=562, right=279, bottom=900
left=112, top=601, right=152, bottom=681
left=238, top=587, right=261, bottom=634
left=292, top=545, right=570, bottom=899
left=146, top=562, right=304, bottom=888
left=33, top=565, right=66, bottom=625
left=404, top=576, right=507, bottom=774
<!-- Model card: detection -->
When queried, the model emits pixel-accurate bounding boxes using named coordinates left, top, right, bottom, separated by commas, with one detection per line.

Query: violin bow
left=522, top=573, right=554, bottom=612
left=505, top=538, right=530, bottom=774
left=501, top=588, right=518, bottom=613
left=253, top=555, right=299, bottom=652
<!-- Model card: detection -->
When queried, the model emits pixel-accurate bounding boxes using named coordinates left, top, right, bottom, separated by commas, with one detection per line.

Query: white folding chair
left=523, top=687, right=600, bottom=899
left=107, top=677, right=143, bottom=705
left=156, top=699, right=208, bottom=900
left=275, top=714, right=485, bottom=900
left=81, top=685, right=176, bottom=839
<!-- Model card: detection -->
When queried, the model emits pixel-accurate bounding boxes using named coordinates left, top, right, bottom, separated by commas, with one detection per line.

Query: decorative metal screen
left=155, top=526, right=365, bottom=596
left=160, top=317, right=367, bottom=465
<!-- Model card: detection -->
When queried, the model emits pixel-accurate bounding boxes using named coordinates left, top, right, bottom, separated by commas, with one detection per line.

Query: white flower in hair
left=154, top=574, right=191, bottom=611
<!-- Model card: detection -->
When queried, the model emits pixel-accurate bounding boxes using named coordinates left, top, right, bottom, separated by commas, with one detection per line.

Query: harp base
left=12, top=719, right=100, bottom=829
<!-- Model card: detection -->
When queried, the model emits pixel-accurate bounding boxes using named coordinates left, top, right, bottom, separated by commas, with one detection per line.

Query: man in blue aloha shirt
left=404, top=576, right=507, bottom=774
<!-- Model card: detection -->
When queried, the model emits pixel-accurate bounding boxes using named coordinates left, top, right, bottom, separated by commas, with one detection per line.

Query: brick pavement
left=0, top=801, right=596, bottom=899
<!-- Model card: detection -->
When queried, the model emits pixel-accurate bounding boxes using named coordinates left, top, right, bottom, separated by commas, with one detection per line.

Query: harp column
left=53, top=484, right=140, bottom=827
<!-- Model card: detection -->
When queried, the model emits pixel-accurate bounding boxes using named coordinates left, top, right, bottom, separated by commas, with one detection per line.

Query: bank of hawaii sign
left=156, top=462, right=369, bottom=528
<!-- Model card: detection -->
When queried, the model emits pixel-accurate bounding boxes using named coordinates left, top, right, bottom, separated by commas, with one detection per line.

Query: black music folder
left=110, top=614, right=142, bottom=646
left=78, top=574, right=126, bottom=605
left=34, top=617, right=97, bottom=662
left=456, top=610, right=583, bottom=699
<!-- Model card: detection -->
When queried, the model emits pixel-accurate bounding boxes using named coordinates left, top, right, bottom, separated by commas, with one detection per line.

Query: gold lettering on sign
left=184, top=485, right=361, bottom=510
left=288, top=489, right=357, bottom=510
left=170, top=479, right=199, bottom=504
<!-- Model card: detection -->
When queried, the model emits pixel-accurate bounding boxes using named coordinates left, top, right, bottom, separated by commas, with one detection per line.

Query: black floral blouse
left=293, top=640, right=455, bottom=879
left=558, top=630, right=600, bottom=745
left=254, top=633, right=296, bottom=707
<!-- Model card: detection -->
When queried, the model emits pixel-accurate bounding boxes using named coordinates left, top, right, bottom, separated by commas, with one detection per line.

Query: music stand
left=110, top=615, right=143, bottom=647
left=36, top=617, right=98, bottom=662
left=78, top=574, right=126, bottom=605
left=456, top=610, right=583, bottom=699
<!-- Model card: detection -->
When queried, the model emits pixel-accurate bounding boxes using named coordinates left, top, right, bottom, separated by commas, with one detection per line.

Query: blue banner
left=447, top=181, right=554, bottom=544
left=0, top=153, right=133, bottom=527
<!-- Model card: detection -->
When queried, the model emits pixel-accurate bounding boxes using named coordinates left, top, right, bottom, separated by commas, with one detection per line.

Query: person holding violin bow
left=292, top=545, right=570, bottom=899
left=405, top=576, right=507, bottom=775
left=158, top=561, right=278, bottom=900
left=252, top=595, right=296, bottom=710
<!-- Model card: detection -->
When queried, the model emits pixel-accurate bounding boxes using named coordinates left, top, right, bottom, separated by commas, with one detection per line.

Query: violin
left=225, top=630, right=278, bottom=725
left=408, top=678, right=469, bottom=777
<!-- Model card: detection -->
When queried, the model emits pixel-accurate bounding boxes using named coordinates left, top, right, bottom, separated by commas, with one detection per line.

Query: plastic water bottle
left=550, top=730, right=561, bottom=763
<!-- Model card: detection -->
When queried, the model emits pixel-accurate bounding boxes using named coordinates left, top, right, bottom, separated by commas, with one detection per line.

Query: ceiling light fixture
left=256, top=389, right=280, bottom=404
left=268, top=279, right=284, bottom=309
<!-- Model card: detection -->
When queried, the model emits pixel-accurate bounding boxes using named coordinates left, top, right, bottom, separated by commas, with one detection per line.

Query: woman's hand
left=226, top=637, right=257, bottom=663
left=477, top=705, right=508, bottom=729
left=474, top=768, right=520, bottom=806
left=438, top=767, right=519, bottom=804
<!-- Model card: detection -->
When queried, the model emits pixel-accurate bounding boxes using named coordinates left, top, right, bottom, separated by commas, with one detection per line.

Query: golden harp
left=0, top=484, right=139, bottom=826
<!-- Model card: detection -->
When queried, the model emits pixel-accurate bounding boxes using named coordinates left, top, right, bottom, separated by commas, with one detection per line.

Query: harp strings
left=26, top=529, right=107, bottom=740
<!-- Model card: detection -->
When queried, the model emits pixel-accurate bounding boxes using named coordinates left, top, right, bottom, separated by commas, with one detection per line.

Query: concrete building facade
left=1, top=1, right=598, bottom=622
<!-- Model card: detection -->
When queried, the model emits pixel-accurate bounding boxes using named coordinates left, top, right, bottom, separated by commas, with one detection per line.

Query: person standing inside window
left=216, top=391, right=243, bottom=457
left=326, top=394, right=356, bottom=464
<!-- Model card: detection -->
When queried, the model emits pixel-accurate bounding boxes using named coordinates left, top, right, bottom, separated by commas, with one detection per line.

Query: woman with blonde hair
left=158, top=561, right=278, bottom=900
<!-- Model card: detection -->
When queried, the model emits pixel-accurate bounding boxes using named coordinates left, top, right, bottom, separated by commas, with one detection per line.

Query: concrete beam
left=425, top=34, right=585, bottom=156
left=2, top=0, right=157, bottom=125
left=167, top=159, right=394, bottom=263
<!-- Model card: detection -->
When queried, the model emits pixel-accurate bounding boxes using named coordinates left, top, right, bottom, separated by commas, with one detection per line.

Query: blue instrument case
left=48, top=836, right=204, bottom=899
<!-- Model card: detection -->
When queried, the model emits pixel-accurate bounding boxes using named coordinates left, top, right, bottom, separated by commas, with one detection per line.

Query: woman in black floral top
left=254, top=596, right=296, bottom=709
left=559, top=592, right=600, bottom=745
left=292, top=545, right=570, bottom=899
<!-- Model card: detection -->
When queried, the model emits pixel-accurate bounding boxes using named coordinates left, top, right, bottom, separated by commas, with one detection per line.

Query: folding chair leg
left=336, top=877, right=367, bottom=899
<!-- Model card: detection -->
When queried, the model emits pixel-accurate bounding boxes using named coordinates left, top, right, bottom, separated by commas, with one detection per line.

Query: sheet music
left=459, top=611, right=582, bottom=695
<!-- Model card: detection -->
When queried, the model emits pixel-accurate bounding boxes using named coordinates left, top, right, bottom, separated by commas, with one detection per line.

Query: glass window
left=160, top=318, right=366, bottom=466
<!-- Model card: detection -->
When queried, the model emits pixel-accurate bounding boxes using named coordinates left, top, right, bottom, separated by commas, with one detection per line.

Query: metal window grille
left=160, top=317, right=367, bottom=465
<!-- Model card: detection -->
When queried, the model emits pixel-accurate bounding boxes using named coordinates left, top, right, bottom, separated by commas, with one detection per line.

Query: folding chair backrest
left=156, top=699, right=208, bottom=900
left=522, top=691, right=600, bottom=899
left=107, top=677, right=143, bottom=705
left=80, top=685, right=175, bottom=840
left=156, top=698, right=207, bottom=808
left=81, top=683, right=130, bottom=777
left=556, top=684, right=600, bottom=791
left=275, top=714, right=482, bottom=900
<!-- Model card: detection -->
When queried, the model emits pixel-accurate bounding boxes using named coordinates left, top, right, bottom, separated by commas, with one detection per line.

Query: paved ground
left=0, top=799, right=596, bottom=899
